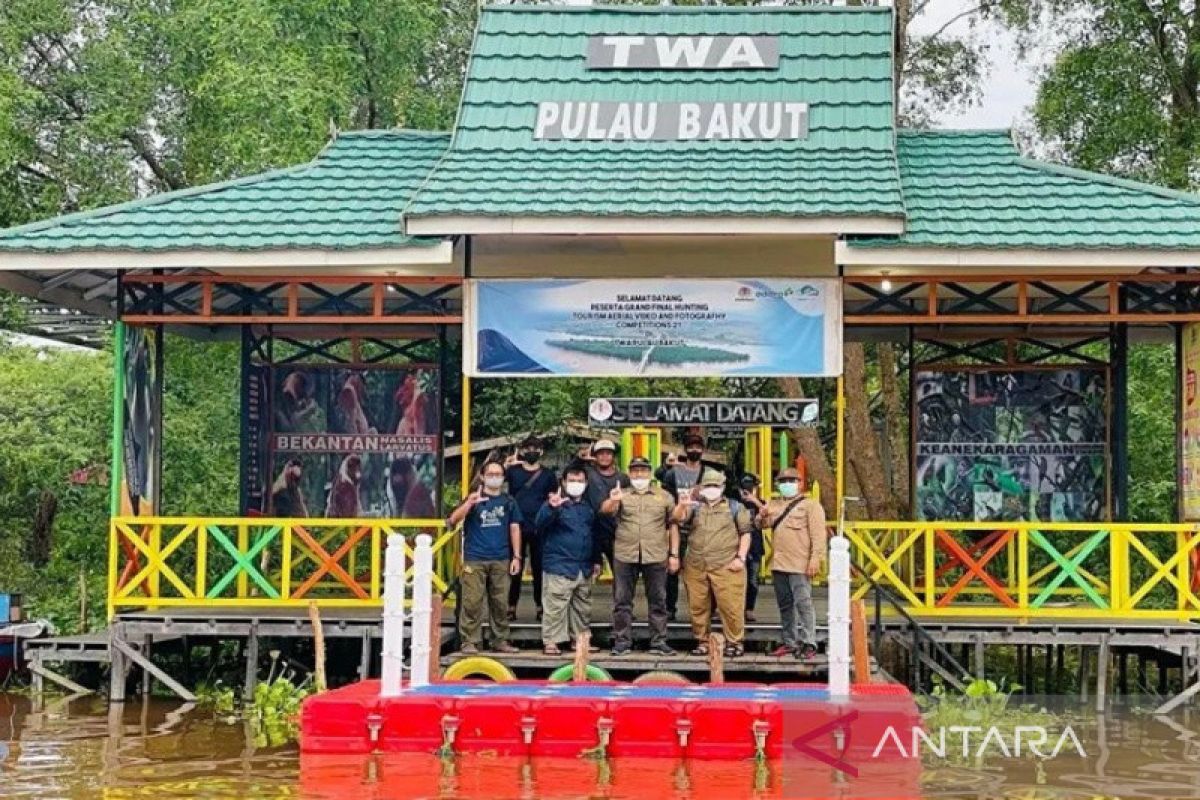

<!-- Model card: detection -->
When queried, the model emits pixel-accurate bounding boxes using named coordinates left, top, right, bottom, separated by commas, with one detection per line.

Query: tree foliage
left=1006, top=0, right=1200, bottom=189
left=0, top=0, right=471, bottom=227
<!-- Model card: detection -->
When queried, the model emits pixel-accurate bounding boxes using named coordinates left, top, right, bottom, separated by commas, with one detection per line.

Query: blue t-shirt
left=463, top=493, right=523, bottom=562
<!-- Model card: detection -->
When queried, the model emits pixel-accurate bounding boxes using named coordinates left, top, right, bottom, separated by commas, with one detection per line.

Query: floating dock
left=300, top=679, right=918, bottom=760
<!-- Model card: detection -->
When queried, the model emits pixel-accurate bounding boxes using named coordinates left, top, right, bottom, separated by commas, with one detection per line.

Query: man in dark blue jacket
left=534, top=464, right=602, bottom=655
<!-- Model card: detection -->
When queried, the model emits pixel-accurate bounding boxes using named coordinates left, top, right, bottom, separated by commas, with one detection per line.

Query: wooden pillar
left=140, top=635, right=153, bottom=696
left=359, top=628, right=373, bottom=681
left=1112, top=323, right=1129, bottom=519
left=1079, top=646, right=1090, bottom=701
left=974, top=636, right=985, bottom=680
left=243, top=622, right=260, bottom=701
left=109, top=624, right=129, bottom=703
left=1096, top=636, right=1110, bottom=713
left=1043, top=643, right=1053, bottom=693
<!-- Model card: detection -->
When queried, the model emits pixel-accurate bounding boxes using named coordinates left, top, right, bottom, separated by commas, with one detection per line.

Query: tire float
left=442, top=656, right=516, bottom=682
left=632, top=670, right=691, bottom=685
left=548, top=663, right=612, bottom=682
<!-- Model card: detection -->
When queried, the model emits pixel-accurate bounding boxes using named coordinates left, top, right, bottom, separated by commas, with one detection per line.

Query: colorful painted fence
left=107, top=516, right=457, bottom=616
left=845, top=522, right=1200, bottom=621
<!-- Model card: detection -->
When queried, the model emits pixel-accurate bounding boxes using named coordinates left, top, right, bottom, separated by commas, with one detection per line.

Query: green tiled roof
left=849, top=129, right=1200, bottom=250
left=405, top=5, right=902, bottom=220
left=0, top=130, right=448, bottom=253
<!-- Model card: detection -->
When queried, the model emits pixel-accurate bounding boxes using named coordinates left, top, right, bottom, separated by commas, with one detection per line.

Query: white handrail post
left=380, top=533, right=407, bottom=697
left=410, top=534, right=435, bottom=688
left=827, top=535, right=852, bottom=698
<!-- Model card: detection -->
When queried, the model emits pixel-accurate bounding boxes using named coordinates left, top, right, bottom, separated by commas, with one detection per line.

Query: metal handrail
left=850, top=559, right=971, bottom=690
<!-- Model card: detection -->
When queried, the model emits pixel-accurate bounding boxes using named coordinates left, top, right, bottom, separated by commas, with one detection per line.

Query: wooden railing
left=845, top=522, right=1200, bottom=621
left=107, top=516, right=458, bottom=616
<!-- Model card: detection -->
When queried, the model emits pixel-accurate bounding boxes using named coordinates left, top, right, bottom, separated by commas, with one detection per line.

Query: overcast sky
left=908, top=1, right=1040, bottom=129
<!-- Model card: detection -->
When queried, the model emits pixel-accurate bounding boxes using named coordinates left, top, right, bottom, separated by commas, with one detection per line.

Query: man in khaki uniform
left=600, top=456, right=678, bottom=655
left=756, top=467, right=827, bottom=660
left=673, top=469, right=752, bottom=658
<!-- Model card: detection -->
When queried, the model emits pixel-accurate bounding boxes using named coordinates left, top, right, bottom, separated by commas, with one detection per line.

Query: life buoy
left=548, top=663, right=611, bottom=682
left=442, top=656, right=516, bottom=682
left=632, top=670, right=691, bottom=685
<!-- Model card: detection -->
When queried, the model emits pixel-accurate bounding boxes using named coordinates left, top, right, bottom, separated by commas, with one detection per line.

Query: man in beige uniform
left=600, top=456, right=679, bottom=656
left=673, top=469, right=752, bottom=658
left=756, top=467, right=827, bottom=660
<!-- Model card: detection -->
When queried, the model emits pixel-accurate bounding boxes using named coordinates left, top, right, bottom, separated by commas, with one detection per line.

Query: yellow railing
left=106, top=516, right=459, bottom=617
left=845, top=522, right=1200, bottom=621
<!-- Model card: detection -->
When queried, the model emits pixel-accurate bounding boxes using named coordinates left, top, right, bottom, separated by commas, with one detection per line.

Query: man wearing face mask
left=579, top=439, right=629, bottom=571
left=673, top=469, right=753, bottom=658
left=535, top=464, right=602, bottom=655
left=447, top=461, right=523, bottom=655
left=600, top=457, right=679, bottom=656
left=504, top=436, right=559, bottom=621
left=756, top=468, right=827, bottom=660
left=662, top=433, right=728, bottom=620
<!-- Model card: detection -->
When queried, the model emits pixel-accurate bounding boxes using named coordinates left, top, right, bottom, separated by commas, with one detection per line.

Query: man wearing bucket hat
left=600, top=456, right=678, bottom=656
left=756, top=467, right=827, bottom=660
left=580, top=438, right=628, bottom=572
left=672, top=468, right=753, bottom=658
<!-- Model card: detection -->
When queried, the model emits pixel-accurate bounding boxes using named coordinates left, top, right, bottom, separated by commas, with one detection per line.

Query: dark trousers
left=612, top=559, right=669, bottom=648
left=507, top=523, right=543, bottom=611
left=745, top=554, right=761, bottom=611
left=666, top=536, right=687, bottom=615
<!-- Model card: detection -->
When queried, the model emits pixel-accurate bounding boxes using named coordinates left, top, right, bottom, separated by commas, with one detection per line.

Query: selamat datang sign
left=588, top=398, right=820, bottom=428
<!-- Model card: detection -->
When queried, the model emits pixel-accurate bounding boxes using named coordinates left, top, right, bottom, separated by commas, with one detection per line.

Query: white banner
left=465, top=278, right=842, bottom=378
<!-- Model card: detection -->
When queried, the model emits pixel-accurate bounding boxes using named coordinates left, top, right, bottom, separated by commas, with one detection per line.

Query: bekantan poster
left=914, top=368, right=1108, bottom=522
left=263, top=365, right=441, bottom=520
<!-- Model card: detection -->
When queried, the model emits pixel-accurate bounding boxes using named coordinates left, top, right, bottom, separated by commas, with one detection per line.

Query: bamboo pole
left=308, top=601, right=327, bottom=693
left=708, top=633, right=725, bottom=684
left=851, top=599, right=871, bottom=684
left=573, top=631, right=591, bottom=683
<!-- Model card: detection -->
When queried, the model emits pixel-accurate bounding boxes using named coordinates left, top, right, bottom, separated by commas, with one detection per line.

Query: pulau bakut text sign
left=589, top=398, right=820, bottom=428
left=534, top=101, right=808, bottom=142
left=586, top=36, right=780, bottom=69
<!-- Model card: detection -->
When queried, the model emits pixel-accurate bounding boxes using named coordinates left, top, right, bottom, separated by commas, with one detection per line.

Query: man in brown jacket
left=756, top=467, right=827, bottom=660
left=673, top=468, right=752, bottom=658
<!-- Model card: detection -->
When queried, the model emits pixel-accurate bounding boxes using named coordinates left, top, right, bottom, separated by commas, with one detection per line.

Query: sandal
left=723, top=643, right=744, bottom=659
left=543, top=644, right=562, bottom=656
left=690, top=644, right=710, bottom=657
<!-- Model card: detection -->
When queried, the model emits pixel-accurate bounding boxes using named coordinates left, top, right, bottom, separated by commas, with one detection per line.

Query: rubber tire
left=548, top=663, right=612, bottom=682
left=632, top=670, right=691, bottom=685
left=442, top=656, right=517, bottom=682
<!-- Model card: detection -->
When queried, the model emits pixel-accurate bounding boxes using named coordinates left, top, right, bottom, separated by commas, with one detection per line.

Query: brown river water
left=2, top=693, right=1200, bottom=799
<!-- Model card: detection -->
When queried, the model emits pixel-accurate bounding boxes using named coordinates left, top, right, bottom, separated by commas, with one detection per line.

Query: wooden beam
left=851, top=599, right=871, bottom=684
left=112, top=639, right=196, bottom=702
left=29, top=662, right=91, bottom=695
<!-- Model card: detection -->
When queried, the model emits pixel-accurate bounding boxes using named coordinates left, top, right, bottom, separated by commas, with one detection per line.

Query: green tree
left=1010, top=0, right=1200, bottom=189
left=0, top=0, right=465, bottom=227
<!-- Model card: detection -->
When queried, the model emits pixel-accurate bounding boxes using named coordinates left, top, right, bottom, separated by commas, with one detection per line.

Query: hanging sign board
left=465, top=278, right=842, bottom=378
left=1182, top=323, right=1200, bottom=520
left=588, top=398, right=819, bottom=428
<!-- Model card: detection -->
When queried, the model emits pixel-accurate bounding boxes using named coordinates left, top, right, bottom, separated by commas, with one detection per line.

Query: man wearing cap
left=504, top=435, right=559, bottom=621
left=579, top=438, right=628, bottom=571
left=756, top=468, right=827, bottom=660
left=662, top=432, right=732, bottom=620
left=600, top=456, right=678, bottom=656
left=672, top=468, right=753, bottom=658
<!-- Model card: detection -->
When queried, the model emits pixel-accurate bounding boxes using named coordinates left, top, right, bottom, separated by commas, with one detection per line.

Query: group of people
left=448, top=435, right=827, bottom=660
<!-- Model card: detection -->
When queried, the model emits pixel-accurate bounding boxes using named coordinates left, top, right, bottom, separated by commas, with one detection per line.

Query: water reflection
left=2, top=693, right=1200, bottom=799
